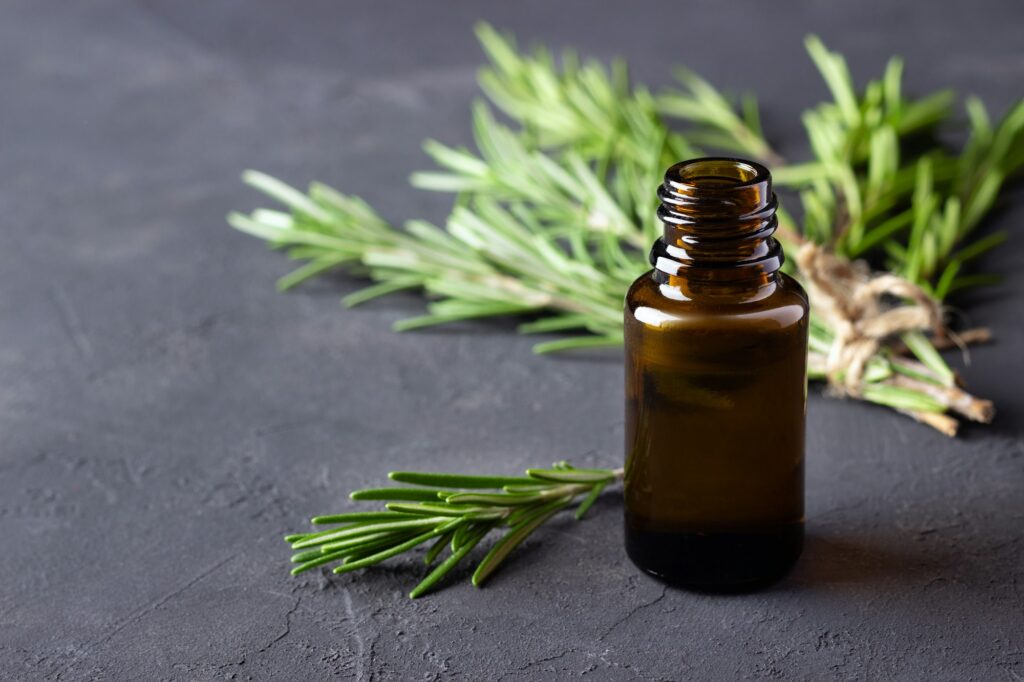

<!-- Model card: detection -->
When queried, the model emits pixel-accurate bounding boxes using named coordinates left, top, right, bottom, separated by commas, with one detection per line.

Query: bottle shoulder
left=625, top=270, right=808, bottom=331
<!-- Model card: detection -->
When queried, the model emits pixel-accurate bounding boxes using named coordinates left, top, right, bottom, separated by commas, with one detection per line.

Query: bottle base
left=624, top=522, right=803, bottom=593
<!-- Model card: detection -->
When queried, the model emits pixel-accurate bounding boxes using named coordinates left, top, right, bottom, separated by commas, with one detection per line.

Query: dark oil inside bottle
left=624, top=158, right=808, bottom=591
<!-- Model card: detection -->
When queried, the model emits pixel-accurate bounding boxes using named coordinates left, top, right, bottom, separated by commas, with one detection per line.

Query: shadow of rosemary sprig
left=286, top=462, right=623, bottom=598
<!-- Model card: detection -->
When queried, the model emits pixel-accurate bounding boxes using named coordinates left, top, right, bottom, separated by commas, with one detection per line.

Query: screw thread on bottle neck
left=651, top=157, right=783, bottom=285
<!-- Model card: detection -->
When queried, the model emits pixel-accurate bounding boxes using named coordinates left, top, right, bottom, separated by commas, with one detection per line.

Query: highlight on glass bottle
left=623, top=157, right=809, bottom=591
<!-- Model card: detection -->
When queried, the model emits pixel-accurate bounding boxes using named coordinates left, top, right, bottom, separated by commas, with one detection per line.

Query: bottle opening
left=667, top=158, right=767, bottom=190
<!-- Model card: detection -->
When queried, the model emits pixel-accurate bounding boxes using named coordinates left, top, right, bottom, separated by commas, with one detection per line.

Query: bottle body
left=623, top=158, right=808, bottom=591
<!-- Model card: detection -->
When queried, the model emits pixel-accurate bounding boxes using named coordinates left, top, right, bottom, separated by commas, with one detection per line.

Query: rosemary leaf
left=410, top=525, right=491, bottom=599
left=526, top=468, right=617, bottom=483
left=291, top=548, right=351, bottom=576
left=444, top=492, right=544, bottom=507
left=388, top=471, right=537, bottom=488
left=424, top=531, right=455, bottom=566
left=350, top=487, right=449, bottom=502
left=575, top=480, right=609, bottom=520
left=472, top=498, right=573, bottom=587
left=385, top=502, right=505, bottom=519
left=292, top=518, right=445, bottom=550
left=332, top=529, right=443, bottom=575
left=311, top=511, right=420, bottom=525
left=900, top=331, right=955, bottom=387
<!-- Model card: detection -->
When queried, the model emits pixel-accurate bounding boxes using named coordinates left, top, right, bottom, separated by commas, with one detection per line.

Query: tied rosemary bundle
left=230, top=25, right=1024, bottom=435
left=287, top=463, right=621, bottom=598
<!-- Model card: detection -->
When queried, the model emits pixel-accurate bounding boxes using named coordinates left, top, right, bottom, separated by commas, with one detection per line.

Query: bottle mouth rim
left=665, top=157, right=771, bottom=192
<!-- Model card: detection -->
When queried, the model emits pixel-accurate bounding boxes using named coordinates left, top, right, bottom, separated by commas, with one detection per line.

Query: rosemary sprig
left=773, top=37, right=1024, bottom=299
left=287, top=462, right=622, bottom=598
left=229, top=24, right=1021, bottom=433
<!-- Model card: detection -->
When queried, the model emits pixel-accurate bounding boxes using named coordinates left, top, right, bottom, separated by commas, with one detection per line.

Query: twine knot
left=795, top=242, right=944, bottom=397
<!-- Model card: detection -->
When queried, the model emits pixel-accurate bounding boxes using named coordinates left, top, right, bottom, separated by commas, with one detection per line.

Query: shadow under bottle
left=623, top=158, right=808, bottom=591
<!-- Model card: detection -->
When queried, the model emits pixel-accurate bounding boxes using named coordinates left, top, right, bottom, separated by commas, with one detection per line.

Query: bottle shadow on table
left=782, top=532, right=920, bottom=590
left=776, top=522, right=1016, bottom=595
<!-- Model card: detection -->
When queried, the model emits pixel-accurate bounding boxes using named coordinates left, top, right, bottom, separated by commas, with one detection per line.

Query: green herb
left=229, top=24, right=1023, bottom=434
left=287, top=462, right=622, bottom=598
left=771, top=37, right=1024, bottom=299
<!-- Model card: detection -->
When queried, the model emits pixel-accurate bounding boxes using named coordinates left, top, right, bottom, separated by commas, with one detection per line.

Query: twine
left=795, top=242, right=944, bottom=397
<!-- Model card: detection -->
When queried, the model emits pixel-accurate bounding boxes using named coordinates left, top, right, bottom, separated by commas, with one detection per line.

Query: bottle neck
left=650, top=157, right=783, bottom=293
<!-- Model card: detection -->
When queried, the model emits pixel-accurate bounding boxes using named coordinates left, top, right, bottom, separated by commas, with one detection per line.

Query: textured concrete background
left=2, top=1, right=1023, bottom=680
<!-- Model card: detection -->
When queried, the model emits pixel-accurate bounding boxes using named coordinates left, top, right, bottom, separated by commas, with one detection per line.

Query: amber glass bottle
left=623, top=157, right=808, bottom=591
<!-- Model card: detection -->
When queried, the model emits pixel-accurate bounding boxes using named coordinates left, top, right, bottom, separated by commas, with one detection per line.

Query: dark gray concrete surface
left=2, top=1, right=1023, bottom=679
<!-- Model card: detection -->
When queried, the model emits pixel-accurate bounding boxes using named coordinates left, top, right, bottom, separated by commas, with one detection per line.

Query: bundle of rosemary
left=231, top=24, right=1022, bottom=435
left=232, top=27, right=1024, bottom=595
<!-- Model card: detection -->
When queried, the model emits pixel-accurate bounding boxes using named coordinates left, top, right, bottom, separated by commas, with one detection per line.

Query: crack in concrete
left=256, top=595, right=301, bottom=654
left=498, top=649, right=576, bottom=679
left=49, top=286, right=94, bottom=362
left=342, top=588, right=368, bottom=682
left=599, top=585, right=668, bottom=641
left=52, top=552, right=238, bottom=680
